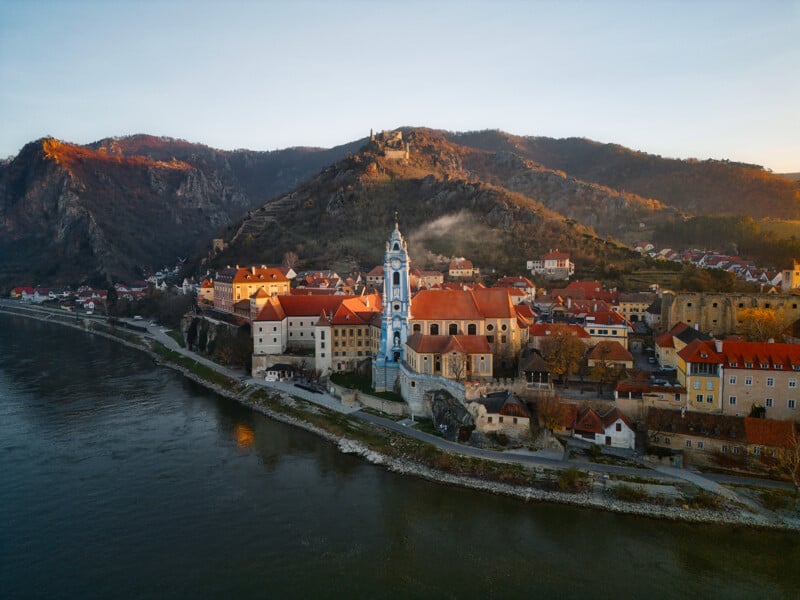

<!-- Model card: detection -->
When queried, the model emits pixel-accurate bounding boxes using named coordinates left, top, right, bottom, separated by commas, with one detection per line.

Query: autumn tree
left=537, top=395, right=568, bottom=431
left=539, top=324, right=586, bottom=386
left=737, top=307, right=791, bottom=342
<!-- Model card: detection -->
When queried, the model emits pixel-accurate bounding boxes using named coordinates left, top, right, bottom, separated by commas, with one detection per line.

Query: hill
left=448, top=130, right=800, bottom=219
left=207, top=129, right=641, bottom=276
left=0, top=135, right=361, bottom=287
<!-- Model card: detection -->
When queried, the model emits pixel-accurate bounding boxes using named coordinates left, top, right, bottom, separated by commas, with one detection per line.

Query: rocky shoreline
left=1, top=304, right=797, bottom=532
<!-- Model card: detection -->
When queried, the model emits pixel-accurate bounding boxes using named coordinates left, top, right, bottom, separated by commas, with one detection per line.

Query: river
left=0, top=314, right=797, bottom=599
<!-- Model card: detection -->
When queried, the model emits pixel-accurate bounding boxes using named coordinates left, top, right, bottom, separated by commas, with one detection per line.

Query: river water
left=0, top=314, right=797, bottom=599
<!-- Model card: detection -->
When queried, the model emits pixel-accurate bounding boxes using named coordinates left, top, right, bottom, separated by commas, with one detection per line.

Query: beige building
left=781, top=259, right=800, bottom=292
left=677, top=338, right=800, bottom=421
left=616, top=292, right=656, bottom=323
left=405, top=333, right=493, bottom=380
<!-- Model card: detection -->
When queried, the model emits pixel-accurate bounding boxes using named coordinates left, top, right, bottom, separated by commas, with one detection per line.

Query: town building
left=573, top=406, right=636, bottom=449
left=528, top=251, right=574, bottom=280
left=448, top=258, right=476, bottom=279
left=467, top=391, right=531, bottom=439
left=647, top=407, right=796, bottom=467
left=677, top=338, right=800, bottom=421
left=213, top=266, right=290, bottom=314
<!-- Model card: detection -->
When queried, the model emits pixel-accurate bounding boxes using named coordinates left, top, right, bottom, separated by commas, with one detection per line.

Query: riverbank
left=1, top=302, right=797, bottom=531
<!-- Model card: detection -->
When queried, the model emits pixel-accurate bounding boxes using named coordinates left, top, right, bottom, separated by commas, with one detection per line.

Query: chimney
left=714, top=339, right=723, bottom=353
left=251, top=266, right=256, bottom=274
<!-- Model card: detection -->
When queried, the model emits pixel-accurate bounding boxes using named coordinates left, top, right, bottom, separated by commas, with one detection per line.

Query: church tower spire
left=372, top=218, right=411, bottom=392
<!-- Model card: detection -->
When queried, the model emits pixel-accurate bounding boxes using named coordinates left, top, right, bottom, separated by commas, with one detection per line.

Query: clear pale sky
left=1, top=0, right=798, bottom=171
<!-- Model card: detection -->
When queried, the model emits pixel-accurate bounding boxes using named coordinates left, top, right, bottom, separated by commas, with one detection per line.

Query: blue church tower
left=372, top=219, right=412, bottom=392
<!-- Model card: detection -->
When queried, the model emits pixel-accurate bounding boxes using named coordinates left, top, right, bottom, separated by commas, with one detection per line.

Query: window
left=467, top=324, right=476, bottom=335
left=729, top=396, right=737, bottom=406
left=616, top=423, right=622, bottom=432
left=790, top=378, right=797, bottom=388
left=745, top=376, right=753, bottom=386
left=733, top=446, right=740, bottom=455
left=513, top=418, right=518, bottom=424
left=448, top=324, right=458, bottom=335
left=761, top=363, right=769, bottom=370
left=729, top=376, right=737, bottom=385
left=499, top=417, right=504, bottom=423
left=722, top=445, right=728, bottom=453
left=487, top=336, right=494, bottom=343
left=430, top=324, right=439, bottom=335
left=765, top=398, right=774, bottom=407
left=487, top=324, right=494, bottom=332
left=664, top=437, right=671, bottom=445
left=745, top=362, right=753, bottom=369
left=693, top=381, right=701, bottom=390
left=393, top=272, right=399, bottom=285
left=695, top=394, right=703, bottom=403
left=767, top=377, right=774, bottom=387
left=753, top=446, right=761, bottom=456
left=321, top=331, right=325, bottom=340
left=697, top=441, right=704, bottom=449
left=685, top=440, right=692, bottom=448
left=487, top=417, right=493, bottom=423
left=321, top=342, right=325, bottom=349
left=706, top=395, right=713, bottom=403
left=501, top=335, right=507, bottom=343
left=789, top=399, right=796, bottom=409
left=706, top=381, right=714, bottom=391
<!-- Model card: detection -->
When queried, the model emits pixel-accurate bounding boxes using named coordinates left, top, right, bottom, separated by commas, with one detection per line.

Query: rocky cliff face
left=0, top=136, right=361, bottom=287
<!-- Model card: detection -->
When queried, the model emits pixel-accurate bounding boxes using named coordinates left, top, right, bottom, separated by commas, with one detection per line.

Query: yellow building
left=213, top=266, right=290, bottom=314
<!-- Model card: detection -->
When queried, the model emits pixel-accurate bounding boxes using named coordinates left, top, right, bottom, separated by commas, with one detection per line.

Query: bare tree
left=450, top=351, right=468, bottom=383
left=777, top=423, right=800, bottom=491
left=282, top=251, right=300, bottom=270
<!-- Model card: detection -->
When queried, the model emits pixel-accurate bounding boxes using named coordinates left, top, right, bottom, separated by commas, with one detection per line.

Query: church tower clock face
left=391, top=258, right=401, bottom=269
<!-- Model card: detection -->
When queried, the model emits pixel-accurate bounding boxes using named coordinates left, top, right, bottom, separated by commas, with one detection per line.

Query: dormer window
left=745, top=362, right=753, bottom=368
left=700, top=352, right=708, bottom=359
left=729, top=362, right=737, bottom=367
left=760, top=363, right=769, bottom=369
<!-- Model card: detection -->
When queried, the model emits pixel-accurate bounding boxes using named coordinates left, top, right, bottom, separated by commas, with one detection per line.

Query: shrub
left=557, top=467, right=587, bottom=492
left=613, top=484, right=649, bottom=503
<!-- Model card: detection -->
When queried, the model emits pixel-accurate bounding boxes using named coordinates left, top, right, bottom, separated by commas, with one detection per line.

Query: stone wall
left=661, top=291, right=800, bottom=336
left=398, top=363, right=465, bottom=417
left=327, top=382, right=409, bottom=417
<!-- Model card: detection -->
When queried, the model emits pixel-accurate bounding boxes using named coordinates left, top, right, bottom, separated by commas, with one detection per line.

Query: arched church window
left=430, top=324, right=439, bottom=335
left=468, top=324, right=477, bottom=335
left=448, top=324, right=458, bottom=335
left=393, top=272, right=399, bottom=286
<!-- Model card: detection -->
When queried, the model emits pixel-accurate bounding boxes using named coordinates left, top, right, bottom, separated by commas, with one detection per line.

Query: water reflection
left=234, top=423, right=254, bottom=449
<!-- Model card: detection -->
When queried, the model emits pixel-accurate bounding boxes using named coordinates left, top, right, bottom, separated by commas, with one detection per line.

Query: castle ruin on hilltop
left=369, top=129, right=410, bottom=160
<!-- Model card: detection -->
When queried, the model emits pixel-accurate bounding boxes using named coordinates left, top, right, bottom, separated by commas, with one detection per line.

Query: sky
left=1, top=0, right=798, bottom=171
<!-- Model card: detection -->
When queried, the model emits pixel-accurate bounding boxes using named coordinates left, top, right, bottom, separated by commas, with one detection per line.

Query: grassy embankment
left=247, top=388, right=577, bottom=490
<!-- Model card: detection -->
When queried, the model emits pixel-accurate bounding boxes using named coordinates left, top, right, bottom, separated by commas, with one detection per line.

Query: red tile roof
left=529, top=324, right=590, bottom=339
left=406, top=333, right=491, bottom=355
left=744, top=418, right=796, bottom=448
left=588, top=341, right=634, bottom=362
